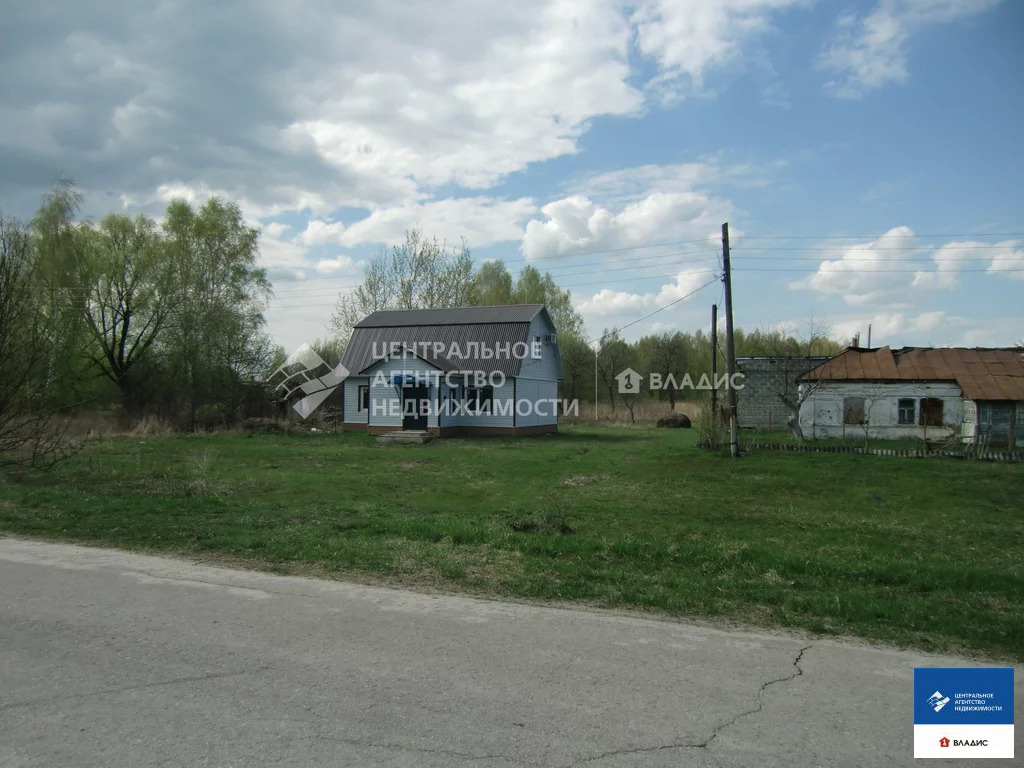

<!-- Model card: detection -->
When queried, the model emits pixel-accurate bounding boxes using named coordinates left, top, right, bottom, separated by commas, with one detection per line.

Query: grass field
left=1, top=427, right=1022, bottom=659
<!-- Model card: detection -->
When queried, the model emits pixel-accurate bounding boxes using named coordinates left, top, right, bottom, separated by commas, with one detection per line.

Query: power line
left=734, top=267, right=1023, bottom=273
left=736, top=244, right=1019, bottom=251
left=268, top=268, right=720, bottom=310
left=267, top=247, right=722, bottom=296
left=739, top=232, right=1024, bottom=240
left=585, top=276, right=719, bottom=346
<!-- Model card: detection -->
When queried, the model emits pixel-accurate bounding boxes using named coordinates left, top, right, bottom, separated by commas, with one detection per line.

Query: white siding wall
left=799, top=381, right=963, bottom=440
left=343, top=377, right=369, bottom=424
left=517, top=314, right=563, bottom=381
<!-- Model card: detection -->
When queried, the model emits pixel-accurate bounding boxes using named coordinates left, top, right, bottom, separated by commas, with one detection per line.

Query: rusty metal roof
left=800, top=346, right=1024, bottom=401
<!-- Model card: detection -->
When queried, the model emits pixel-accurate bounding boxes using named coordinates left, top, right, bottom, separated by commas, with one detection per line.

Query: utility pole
left=593, top=343, right=598, bottom=421
left=710, top=304, right=718, bottom=435
left=722, top=222, right=739, bottom=458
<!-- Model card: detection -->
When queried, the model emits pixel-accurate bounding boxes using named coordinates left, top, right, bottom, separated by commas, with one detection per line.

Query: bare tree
left=761, top=317, right=842, bottom=441
left=330, top=229, right=474, bottom=338
left=596, top=330, right=633, bottom=412
left=0, top=213, right=76, bottom=467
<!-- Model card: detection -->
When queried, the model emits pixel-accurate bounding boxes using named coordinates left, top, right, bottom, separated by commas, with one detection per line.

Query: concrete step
left=376, top=430, right=435, bottom=445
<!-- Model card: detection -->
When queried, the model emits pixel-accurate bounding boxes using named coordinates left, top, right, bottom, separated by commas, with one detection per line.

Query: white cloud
left=790, top=226, right=921, bottom=305
left=820, top=0, right=1003, bottom=98
left=315, top=256, right=359, bottom=274
left=522, top=181, right=731, bottom=262
left=791, top=228, right=1022, bottom=304
left=985, top=240, right=1024, bottom=281
left=633, top=0, right=807, bottom=100
left=298, top=196, right=537, bottom=249
left=576, top=268, right=716, bottom=319
left=0, top=0, right=642, bottom=221
left=263, top=222, right=289, bottom=239
left=832, top=310, right=1021, bottom=348
left=277, top=0, right=642, bottom=203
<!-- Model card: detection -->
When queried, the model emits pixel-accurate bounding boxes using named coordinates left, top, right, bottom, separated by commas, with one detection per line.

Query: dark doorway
left=402, top=384, right=429, bottom=430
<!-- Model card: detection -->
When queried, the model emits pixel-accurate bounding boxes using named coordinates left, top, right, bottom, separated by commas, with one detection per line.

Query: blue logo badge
left=914, top=668, right=1014, bottom=725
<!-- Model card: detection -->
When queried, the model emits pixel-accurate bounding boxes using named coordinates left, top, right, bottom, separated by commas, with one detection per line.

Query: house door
left=402, top=384, right=429, bottom=430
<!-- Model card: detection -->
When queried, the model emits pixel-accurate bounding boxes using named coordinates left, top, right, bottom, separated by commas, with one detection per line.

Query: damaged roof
left=799, top=346, right=1024, bottom=401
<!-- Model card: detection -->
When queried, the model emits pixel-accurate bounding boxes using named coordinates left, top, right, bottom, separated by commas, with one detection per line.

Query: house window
left=466, top=386, right=493, bottom=414
left=358, top=385, right=369, bottom=412
left=843, top=397, right=865, bottom=425
left=919, top=397, right=944, bottom=427
left=897, top=398, right=916, bottom=425
left=979, top=403, right=992, bottom=425
left=448, top=385, right=459, bottom=413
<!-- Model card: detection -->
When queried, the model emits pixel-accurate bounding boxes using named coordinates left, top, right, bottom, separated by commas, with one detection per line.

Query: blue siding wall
left=517, top=314, right=562, bottom=381
left=363, top=357, right=442, bottom=428
left=343, top=377, right=369, bottom=424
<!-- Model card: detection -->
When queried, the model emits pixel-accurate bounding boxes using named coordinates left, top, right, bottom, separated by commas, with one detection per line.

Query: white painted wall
left=799, top=381, right=963, bottom=440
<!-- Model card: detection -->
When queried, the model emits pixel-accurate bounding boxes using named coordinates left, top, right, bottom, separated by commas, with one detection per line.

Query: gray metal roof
left=342, top=305, right=552, bottom=378
left=355, top=304, right=546, bottom=328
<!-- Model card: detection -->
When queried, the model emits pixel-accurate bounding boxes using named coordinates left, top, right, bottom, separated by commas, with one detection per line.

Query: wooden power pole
left=722, top=223, right=739, bottom=458
left=710, top=304, right=718, bottom=434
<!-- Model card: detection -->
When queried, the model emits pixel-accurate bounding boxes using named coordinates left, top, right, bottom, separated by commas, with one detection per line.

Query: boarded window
left=843, top=397, right=865, bottom=425
left=919, top=397, right=944, bottom=427
left=897, top=398, right=915, bottom=425
left=358, top=385, right=369, bottom=412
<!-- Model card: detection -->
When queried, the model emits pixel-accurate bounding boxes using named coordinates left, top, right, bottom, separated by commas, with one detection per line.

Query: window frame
left=357, top=384, right=369, bottom=412
left=979, top=403, right=993, bottom=425
left=897, top=398, right=916, bottom=425
left=466, top=385, right=494, bottom=415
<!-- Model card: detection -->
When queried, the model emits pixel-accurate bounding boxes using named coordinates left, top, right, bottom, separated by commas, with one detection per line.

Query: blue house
left=339, top=305, right=562, bottom=436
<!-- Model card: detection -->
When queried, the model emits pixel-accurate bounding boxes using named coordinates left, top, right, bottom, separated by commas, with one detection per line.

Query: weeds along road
left=1, top=538, right=1019, bottom=767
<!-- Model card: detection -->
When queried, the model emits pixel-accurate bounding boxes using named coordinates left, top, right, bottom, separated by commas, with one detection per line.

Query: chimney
left=851, top=333, right=860, bottom=348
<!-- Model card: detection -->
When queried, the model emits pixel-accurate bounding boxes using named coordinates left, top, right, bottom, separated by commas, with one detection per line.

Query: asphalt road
left=0, top=538, right=1018, bottom=767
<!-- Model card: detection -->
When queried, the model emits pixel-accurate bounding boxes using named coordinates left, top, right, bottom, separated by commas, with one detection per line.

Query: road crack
left=567, top=644, right=813, bottom=766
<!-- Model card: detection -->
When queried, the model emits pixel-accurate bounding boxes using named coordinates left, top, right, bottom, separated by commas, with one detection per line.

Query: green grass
left=1, top=427, right=1022, bottom=659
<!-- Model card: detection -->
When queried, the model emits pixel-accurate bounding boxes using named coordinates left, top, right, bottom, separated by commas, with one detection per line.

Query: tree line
left=1, top=183, right=273, bottom=464
left=1, top=184, right=845, bottom=464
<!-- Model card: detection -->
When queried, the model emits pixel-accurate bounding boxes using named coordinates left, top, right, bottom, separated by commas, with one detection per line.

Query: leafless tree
left=0, top=213, right=76, bottom=467
left=761, top=317, right=841, bottom=441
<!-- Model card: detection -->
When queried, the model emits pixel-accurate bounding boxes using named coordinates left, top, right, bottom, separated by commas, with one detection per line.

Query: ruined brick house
left=797, top=346, right=1024, bottom=447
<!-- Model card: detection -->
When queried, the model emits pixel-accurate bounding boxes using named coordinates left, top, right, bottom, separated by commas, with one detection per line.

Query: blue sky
left=2, top=0, right=1021, bottom=349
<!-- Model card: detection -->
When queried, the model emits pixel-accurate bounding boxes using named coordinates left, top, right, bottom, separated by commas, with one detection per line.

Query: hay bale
left=656, top=412, right=691, bottom=428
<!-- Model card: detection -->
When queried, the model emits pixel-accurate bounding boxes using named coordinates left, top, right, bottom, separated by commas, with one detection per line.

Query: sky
left=2, top=0, right=1022, bottom=351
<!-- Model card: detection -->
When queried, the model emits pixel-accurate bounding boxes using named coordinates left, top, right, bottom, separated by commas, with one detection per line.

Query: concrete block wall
left=735, top=357, right=830, bottom=429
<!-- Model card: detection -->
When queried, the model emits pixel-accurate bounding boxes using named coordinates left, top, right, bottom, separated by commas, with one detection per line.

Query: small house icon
left=939, top=737, right=950, bottom=748
left=615, top=368, right=643, bottom=394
